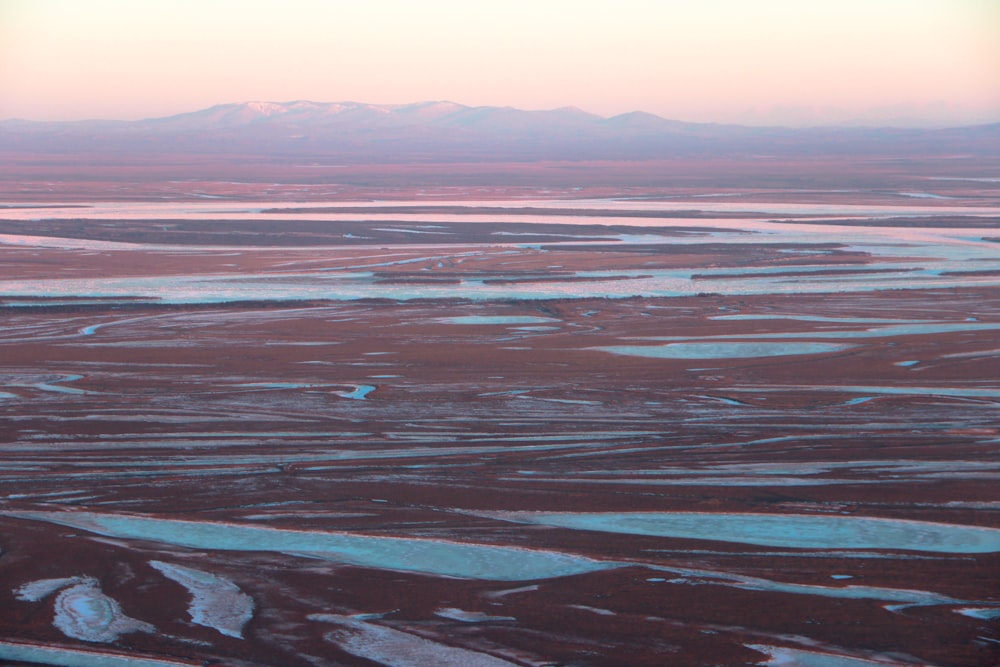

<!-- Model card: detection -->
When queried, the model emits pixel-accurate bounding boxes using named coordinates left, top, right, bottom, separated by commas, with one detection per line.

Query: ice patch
left=484, top=511, right=1000, bottom=553
left=568, top=604, right=616, bottom=616
left=434, top=608, right=516, bottom=623
left=32, top=374, right=96, bottom=395
left=843, top=397, right=877, bottom=406
left=52, top=578, right=154, bottom=643
left=14, top=576, right=88, bottom=602
left=0, top=640, right=197, bottom=667
left=334, top=384, right=376, bottom=400
left=898, top=191, right=953, bottom=199
left=149, top=561, right=253, bottom=638
left=698, top=570, right=958, bottom=605
left=228, top=381, right=375, bottom=399
left=314, top=614, right=520, bottom=666
left=485, top=584, right=539, bottom=598
left=8, top=511, right=615, bottom=581
left=595, top=342, right=853, bottom=359
left=710, top=315, right=930, bottom=324
left=955, top=606, right=1000, bottom=620
left=735, top=385, right=1000, bottom=399
left=748, top=644, right=920, bottom=666
left=440, top=315, right=558, bottom=325
left=633, top=321, right=1000, bottom=342
left=370, top=227, right=452, bottom=234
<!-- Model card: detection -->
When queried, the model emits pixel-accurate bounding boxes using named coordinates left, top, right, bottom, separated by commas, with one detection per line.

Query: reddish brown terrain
left=0, top=157, right=998, bottom=666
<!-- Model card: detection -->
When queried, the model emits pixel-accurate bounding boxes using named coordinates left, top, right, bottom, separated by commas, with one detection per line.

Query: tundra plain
left=0, top=156, right=999, bottom=666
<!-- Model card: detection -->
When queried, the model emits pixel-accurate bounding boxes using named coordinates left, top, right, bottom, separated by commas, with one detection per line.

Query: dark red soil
left=0, top=170, right=998, bottom=666
left=1, top=293, right=998, bottom=666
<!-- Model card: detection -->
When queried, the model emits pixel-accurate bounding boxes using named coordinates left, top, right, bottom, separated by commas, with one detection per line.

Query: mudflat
left=1, top=163, right=998, bottom=666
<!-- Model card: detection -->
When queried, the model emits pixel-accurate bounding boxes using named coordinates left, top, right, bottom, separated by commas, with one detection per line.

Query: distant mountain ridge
left=134, top=100, right=692, bottom=134
left=2, top=100, right=998, bottom=162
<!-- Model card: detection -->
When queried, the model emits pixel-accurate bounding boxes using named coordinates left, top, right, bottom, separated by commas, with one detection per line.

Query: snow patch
left=434, top=608, right=516, bottom=623
left=149, top=561, right=253, bottom=638
left=314, top=614, right=520, bottom=666
left=52, top=578, right=154, bottom=643
left=748, top=643, right=916, bottom=666
left=15, top=576, right=88, bottom=602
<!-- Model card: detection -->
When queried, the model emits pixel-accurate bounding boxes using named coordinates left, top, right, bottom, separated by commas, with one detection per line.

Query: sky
left=1, top=0, right=998, bottom=126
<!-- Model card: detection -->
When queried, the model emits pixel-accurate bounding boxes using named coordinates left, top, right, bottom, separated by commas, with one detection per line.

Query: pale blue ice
left=230, top=382, right=375, bottom=399
left=710, top=314, right=931, bottom=324
left=0, top=642, right=193, bottom=667
left=843, top=397, right=877, bottom=406
left=634, top=321, right=1000, bottom=342
left=338, top=384, right=376, bottom=400
left=735, top=385, right=1000, bottom=399
left=658, top=564, right=964, bottom=606
left=493, top=512, right=1000, bottom=553
left=439, top=315, right=558, bottom=325
left=5, top=264, right=1000, bottom=302
left=595, top=342, right=853, bottom=359
left=956, top=607, right=1000, bottom=620
left=8, top=511, right=614, bottom=581
left=31, top=375, right=92, bottom=395
left=749, top=644, right=917, bottom=667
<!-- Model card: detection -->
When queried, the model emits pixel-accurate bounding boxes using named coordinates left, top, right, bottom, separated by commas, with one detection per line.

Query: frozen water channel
left=2, top=199, right=999, bottom=302
left=483, top=511, right=1000, bottom=553
left=7, top=511, right=616, bottom=581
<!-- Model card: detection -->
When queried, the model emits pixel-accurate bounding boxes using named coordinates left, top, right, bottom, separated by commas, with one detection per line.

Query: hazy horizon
left=4, top=97, right=1000, bottom=129
left=2, top=0, right=998, bottom=127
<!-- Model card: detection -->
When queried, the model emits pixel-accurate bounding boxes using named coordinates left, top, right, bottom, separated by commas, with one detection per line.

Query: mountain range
left=2, top=100, right=998, bottom=162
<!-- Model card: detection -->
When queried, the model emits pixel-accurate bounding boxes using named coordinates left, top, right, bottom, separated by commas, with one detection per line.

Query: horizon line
left=4, top=99, right=999, bottom=130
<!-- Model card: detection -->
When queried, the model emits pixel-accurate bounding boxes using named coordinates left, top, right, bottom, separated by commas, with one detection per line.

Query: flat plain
left=0, top=157, right=998, bottom=666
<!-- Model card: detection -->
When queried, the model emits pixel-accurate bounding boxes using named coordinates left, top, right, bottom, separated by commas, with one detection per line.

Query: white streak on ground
left=484, top=584, right=539, bottom=598
left=434, top=608, right=516, bottom=623
left=730, top=385, right=1000, bottom=399
left=14, top=576, right=87, bottom=601
left=312, top=614, right=520, bottom=666
left=653, top=565, right=963, bottom=607
left=955, top=607, right=1000, bottom=620
left=567, top=605, right=616, bottom=616
left=594, top=342, right=854, bottom=359
left=149, top=561, right=253, bottom=638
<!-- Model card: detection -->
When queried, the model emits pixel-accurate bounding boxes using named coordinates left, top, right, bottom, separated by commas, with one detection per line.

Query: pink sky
left=1, top=0, right=998, bottom=125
